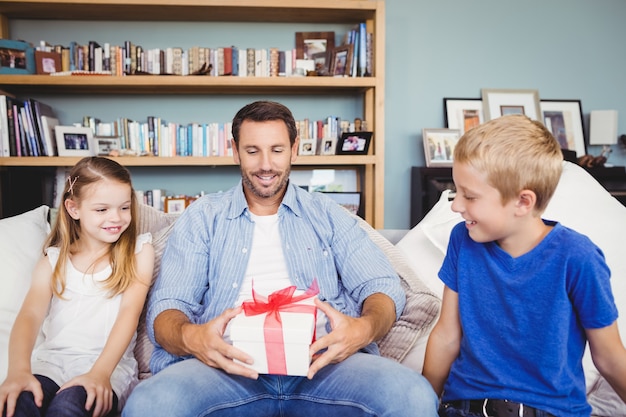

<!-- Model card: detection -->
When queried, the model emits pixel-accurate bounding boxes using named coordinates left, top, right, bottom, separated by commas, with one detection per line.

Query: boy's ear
left=515, top=189, right=536, bottom=213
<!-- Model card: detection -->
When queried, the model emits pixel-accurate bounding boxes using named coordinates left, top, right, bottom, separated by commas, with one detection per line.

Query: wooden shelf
left=0, top=155, right=376, bottom=167
left=0, top=75, right=377, bottom=96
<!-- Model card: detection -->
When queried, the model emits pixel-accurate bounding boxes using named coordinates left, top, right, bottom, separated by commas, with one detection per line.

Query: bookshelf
left=0, top=0, right=386, bottom=228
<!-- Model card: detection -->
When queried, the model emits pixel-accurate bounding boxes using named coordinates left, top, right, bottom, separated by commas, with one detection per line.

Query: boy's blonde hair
left=45, top=156, right=139, bottom=297
left=454, top=114, right=563, bottom=213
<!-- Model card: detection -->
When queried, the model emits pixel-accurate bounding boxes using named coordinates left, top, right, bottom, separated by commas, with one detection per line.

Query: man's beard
left=241, top=167, right=290, bottom=199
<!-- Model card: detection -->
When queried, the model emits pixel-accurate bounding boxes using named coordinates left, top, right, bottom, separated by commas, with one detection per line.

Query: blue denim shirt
left=147, top=181, right=406, bottom=374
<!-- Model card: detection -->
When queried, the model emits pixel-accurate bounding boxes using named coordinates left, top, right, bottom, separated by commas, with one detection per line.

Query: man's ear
left=291, top=137, right=300, bottom=162
left=515, top=189, right=537, bottom=214
left=65, top=199, right=80, bottom=220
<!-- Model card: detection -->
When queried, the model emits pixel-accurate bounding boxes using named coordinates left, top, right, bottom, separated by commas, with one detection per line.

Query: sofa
left=1, top=161, right=625, bottom=415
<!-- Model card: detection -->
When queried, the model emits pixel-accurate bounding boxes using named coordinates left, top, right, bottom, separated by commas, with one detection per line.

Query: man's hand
left=155, top=307, right=259, bottom=379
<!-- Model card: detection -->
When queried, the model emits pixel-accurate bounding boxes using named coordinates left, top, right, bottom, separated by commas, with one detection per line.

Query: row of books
left=32, top=23, right=372, bottom=78
left=0, top=93, right=58, bottom=157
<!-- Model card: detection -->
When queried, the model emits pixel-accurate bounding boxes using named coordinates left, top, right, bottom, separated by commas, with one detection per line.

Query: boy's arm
left=61, top=243, right=154, bottom=416
left=587, top=321, right=626, bottom=403
left=422, top=285, right=462, bottom=397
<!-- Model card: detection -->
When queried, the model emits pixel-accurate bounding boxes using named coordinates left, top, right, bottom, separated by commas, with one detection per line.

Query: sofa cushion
left=396, top=161, right=626, bottom=416
left=0, top=206, right=50, bottom=381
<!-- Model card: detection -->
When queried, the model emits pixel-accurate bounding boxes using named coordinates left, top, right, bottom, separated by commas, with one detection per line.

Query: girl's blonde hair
left=454, top=114, right=563, bottom=214
left=45, top=156, right=139, bottom=297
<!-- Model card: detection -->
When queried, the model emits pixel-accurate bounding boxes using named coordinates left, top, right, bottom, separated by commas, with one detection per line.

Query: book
left=0, top=93, right=15, bottom=157
left=29, top=98, right=56, bottom=156
left=5, top=96, right=18, bottom=156
left=40, top=116, right=59, bottom=156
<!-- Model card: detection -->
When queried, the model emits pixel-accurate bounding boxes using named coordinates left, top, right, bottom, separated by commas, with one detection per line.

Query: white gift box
left=230, top=296, right=316, bottom=376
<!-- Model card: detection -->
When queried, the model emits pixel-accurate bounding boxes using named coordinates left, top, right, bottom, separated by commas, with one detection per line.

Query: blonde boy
left=423, top=115, right=626, bottom=416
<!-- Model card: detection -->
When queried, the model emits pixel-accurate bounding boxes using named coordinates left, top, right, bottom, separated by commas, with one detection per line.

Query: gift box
left=230, top=282, right=318, bottom=376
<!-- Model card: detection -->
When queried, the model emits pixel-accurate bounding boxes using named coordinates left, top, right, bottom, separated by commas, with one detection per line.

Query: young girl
left=0, top=157, right=154, bottom=417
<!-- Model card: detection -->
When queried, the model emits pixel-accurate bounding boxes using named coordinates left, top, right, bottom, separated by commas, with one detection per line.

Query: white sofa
left=1, top=161, right=625, bottom=415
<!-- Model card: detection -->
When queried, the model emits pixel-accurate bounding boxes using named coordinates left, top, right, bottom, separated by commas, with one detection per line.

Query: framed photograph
left=541, top=99, right=586, bottom=157
left=298, top=138, right=316, bottom=156
left=295, top=31, right=335, bottom=60
left=335, top=131, right=372, bottom=155
left=320, top=137, right=337, bottom=155
left=164, top=196, right=187, bottom=214
left=96, top=136, right=122, bottom=156
left=423, top=128, right=461, bottom=167
left=54, top=125, right=96, bottom=157
left=481, top=88, right=541, bottom=121
left=35, top=50, right=61, bottom=74
left=321, top=191, right=363, bottom=218
left=312, top=51, right=330, bottom=76
left=443, top=98, right=484, bottom=135
left=0, top=39, right=36, bottom=74
left=330, top=44, right=353, bottom=77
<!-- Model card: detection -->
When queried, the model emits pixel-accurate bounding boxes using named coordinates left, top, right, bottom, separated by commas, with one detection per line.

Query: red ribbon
left=242, top=280, right=319, bottom=374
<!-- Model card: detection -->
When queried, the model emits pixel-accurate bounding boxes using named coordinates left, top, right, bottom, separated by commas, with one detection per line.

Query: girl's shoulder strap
left=45, top=246, right=61, bottom=268
left=135, top=232, right=152, bottom=254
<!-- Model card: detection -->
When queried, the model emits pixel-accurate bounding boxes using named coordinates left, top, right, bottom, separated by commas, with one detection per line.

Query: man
left=123, top=100, right=438, bottom=416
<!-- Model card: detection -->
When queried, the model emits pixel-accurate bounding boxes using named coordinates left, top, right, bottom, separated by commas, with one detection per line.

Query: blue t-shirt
left=439, top=220, right=618, bottom=417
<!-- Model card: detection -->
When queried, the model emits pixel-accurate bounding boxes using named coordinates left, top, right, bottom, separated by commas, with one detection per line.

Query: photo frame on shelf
left=330, top=44, right=353, bottom=77
left=335, top=131, right=372, bottom=155
left=54, top=125, right=96, bottom=157
left=541, top=99, right=586, bottom=157
left=321, top=191, right=363, bottom=218
left=34, top=50, right=61, bottom=74
left=481, top=88, right=541, bottom=121
left=298, top=138, right=316, bottom=156
left=320, top=137, right=337, bottom=155
left=0, top=39, right=35, bottom=74
left=423, top=128, right=461, bottom=167
left=443, top=98, right=484, bottom=135
left=295, top=31, right=335, bottom=61
left=96, top=136, right=122, bottom=156
left=164, top=196, right=187, bottom=214
left=312, top=51, right=330, bottom=76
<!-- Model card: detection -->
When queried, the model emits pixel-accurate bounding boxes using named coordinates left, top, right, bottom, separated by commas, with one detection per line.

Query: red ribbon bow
left=242, top=280, right=319, bottom=374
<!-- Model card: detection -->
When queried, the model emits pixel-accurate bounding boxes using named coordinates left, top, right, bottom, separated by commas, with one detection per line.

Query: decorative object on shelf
left=481, top=88, right=541, bottom=121
left=95, top=136, right=122, bottom=156
left=0, top=39, right=35, bottom=75
left=330, top=44, right=353, bottom=77
left=589, top=110, right=618, bottom=146
left=54, top=125, right=96, bottom=157
left=443, top=98, right=484, bottom=135
left=540, top=99, right=586, bottom=157
left=422, top=128, right=461, bottom=167
left=320, top=137, right=337, bottom=155
left=321, top=191, right=363, bottom=218
left=298, top=138, right=316, bottom=156
left=335, top=131, right=372, bottom=155
left=40, top=116, right=60, bottom=157
left=295, top=31, right=335, bottom=61
left=34, top=50, right=61, bottom=74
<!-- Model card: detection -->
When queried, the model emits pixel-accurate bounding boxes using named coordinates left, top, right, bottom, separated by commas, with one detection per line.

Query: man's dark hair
left=231, top=100, right=298, bottom=147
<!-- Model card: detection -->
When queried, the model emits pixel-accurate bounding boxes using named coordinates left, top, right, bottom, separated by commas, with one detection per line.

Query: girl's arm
left=0, top=256, right=54, bottom=417
left=587, top=322, right=626, bottom=403
left=422, top=285, right=462, bottom=397
left=60, top=242, right=154, bottom=417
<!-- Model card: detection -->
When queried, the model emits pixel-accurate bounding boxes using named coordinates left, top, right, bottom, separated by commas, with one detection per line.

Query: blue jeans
left=123, top=353, right=438, bottom=416
left=3, top=375, right=119, bottom=417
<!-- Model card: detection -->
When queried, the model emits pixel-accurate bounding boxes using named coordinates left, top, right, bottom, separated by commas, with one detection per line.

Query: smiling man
left=122, top=100, right=438, bottom=417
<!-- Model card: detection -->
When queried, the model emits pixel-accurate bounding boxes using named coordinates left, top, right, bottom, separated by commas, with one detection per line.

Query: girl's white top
left=31, top=233, right=152, bottom=409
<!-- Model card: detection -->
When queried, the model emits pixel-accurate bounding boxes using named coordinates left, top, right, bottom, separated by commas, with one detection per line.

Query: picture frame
left=164, top=196, right=187, bottom=214
left=335, top=131, right=372, bottom=155
left=298, top=138, right=316, bottom=156
left=330, top=44, right=353, bottom=77
left=321, top=191, right=363, bottom=218
left=481, top=88, right=541, bottom=121
left=0, top=39, right=36, bottom=74
left=54, top=125, right=96, bottom=157
left=320, top=137, right=337, bottom=155
left=422, top=128, right=461, bottom=167
left=96, top=136, right=122, bottom=156
left=541, top=99, right=586, bottom=157
left=311, top=51, right=330, bottom=76
left=443, top=98, right=484, bottom=135
left=34, top=50, right=61, bottom=74
left=295, top=31, right=335, bottom=60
